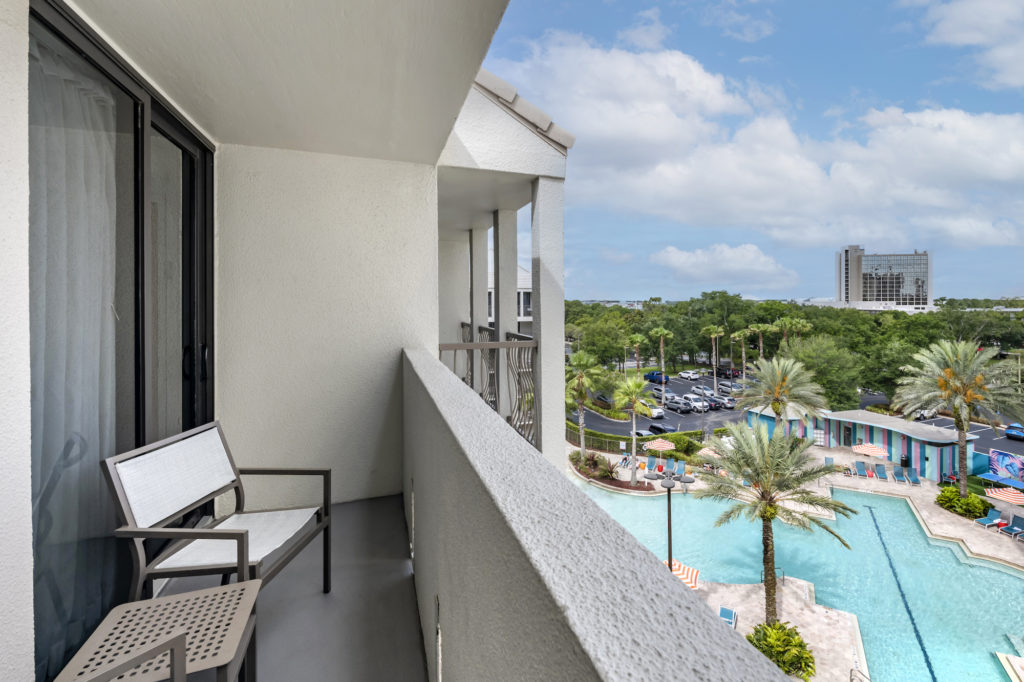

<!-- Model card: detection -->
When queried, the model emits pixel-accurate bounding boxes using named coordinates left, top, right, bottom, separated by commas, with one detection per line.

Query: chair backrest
left=1013, top=515, right=1024, bottom=528
left=647, top=455, right=656, bottom=469
left=664, top=459, right=676, bottom=474
left=104, top=422, right=239, bottom=528
left=825, top=457, right=833, bottom=466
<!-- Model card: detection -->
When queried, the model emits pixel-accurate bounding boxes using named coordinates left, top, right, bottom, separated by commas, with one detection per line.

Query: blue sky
left=483, top=0, right=1024, bottom=301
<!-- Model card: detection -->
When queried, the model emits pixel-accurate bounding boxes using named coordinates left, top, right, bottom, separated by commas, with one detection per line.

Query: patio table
left=56, top=579, right=261, bottom=682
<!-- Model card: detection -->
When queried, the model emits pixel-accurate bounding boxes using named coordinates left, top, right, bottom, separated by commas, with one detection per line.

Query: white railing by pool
left=401, top=348, right=787, bottom=681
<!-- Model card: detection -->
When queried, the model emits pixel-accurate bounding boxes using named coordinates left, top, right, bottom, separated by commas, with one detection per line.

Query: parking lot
left=918, top=416, right=1024, bottom=458
left=572, top=373, right=747, bottom=438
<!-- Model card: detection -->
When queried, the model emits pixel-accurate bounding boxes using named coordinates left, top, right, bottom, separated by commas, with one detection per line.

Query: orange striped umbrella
left=644, top=438, right=675, bottom=452
left=853, top=443, right=888, bottom=458
left=663, top=559, right=700, bottom=589
left=697, top=447, right=718, bottom=458
left=985, top=487, right=1024, bottom=505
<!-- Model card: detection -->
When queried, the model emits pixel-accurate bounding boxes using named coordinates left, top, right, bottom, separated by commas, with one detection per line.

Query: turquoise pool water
left=576, top=481, right=1024, bottom=681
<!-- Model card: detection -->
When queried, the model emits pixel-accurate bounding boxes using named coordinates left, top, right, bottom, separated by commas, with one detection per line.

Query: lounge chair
left=893, top=466, right=907, bottom=484
left=874, top=464, right=888, bottom=481
left=824, top=456, right=834, bottom=469
left=906, top=469, right=922, bottom=486
left=855, top=461, right=868, bottom=478
left=647, top=455, right=657, bottom=471
left=974, top=509, right=1002, bottom=529
left=998, top=515, right=1024, bottom=538
left=719, top=606, right=737, bottom=629
left=664, top=459, right=677, bottom=476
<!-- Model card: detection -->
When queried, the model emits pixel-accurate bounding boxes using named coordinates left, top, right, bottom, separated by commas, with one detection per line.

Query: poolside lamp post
left=661, top=477, right=676, bottom=567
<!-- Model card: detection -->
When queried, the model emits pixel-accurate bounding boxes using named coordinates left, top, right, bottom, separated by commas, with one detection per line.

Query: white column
left=437, top=234, right=471, bottom=375
left=469, top=226, right=489, bottom=393
left=531, top=177, right=565, bottom=469
left=493, top=208, right=517, bottom=417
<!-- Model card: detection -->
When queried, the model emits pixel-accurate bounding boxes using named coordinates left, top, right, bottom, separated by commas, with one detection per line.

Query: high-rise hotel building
left=835, top=245, right=934, bottom=312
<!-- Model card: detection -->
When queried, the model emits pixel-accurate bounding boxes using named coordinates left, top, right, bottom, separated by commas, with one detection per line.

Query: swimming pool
left=576, top=481, right=1024, bottom=682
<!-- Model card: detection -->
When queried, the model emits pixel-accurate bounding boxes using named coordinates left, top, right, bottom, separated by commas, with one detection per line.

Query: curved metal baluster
left=477, top=328, right=496, bottom=408
left=506, top=344, right=537, bottom=446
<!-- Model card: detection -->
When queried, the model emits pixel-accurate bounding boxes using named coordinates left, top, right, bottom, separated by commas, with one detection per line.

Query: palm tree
left=792, top=318, right=813, bottom=339
left=701, top=325, right=725, bottom=394
left=565, top=351, right=603, bottom=461
left=649, top=326, right=674, bottom=406
left=737, top=357, right=827, bottom=432
left=749, top=323, right=775, bottom=360
left=695, top=423, right=855, bottom=624
left=892, top=340, right=1024, bottom=498
left=614, top=376, right=652, bottom=485
left=731, top=329, right=753, bottom=384
left=628, top=333, right=645, bottom=378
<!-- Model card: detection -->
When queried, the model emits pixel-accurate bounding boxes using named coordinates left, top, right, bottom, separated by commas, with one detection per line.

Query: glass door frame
left=31, top=0, right=216, bottom=445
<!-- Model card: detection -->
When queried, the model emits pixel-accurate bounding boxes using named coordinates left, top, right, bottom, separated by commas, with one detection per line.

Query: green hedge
left=935, top=486, right=992, bottom=519
left=746, top=622, right=815, bottom=682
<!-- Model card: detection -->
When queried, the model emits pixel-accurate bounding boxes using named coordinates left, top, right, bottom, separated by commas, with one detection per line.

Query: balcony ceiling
left=437, top=166, right=533, bottom=232
left=71, top=0, right=508, bottom=164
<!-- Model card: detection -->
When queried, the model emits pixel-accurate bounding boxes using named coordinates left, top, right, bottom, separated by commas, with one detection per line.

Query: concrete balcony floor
left=166, top=495, right=426, bottom=681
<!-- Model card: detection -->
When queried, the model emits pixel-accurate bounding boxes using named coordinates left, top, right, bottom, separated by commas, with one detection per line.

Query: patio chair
left=874, top=464, right=888, bottom=481
left=647, top=455, right=657, bottom=471
left=824, top=456, right=834, bottom=469
left=854, top=461, right=868, bottom=478
left=719, top=606, right=737, bottom=629
left=102, top=421, right=331, bottom=601
left=906, top=469, right=922, bottom=486
left=893, top=466, right=907, bottom=484
left=974, top=509, right=1002, bottom=529
left=664, top=459, right=677, bottom=476
left=997, top=515, right=1024, bottom=538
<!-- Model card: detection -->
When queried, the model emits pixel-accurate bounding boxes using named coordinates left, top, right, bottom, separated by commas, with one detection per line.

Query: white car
left=640, top=399, right=664, bottom=419
left=682, top=394, right=709, bottom=412
left=678, top=370, right=700, bottom=380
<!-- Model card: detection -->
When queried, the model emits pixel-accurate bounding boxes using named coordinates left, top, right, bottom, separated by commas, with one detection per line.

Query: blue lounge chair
left=906, top=468, right=922, bottom=486
left=893, top=466, right=907, bottom=484
left=874, top=464, right=888, bottom=481
left=647, top=455, right=657, bottom=471
left=719, top=606, right=737, bottom=629
left=824, top=456, right=834, bottom=469
left=664, top=459, right=677, bottom=476
left=974, top=509, right=1002, bottom=529
left=998, top=515, right=1024, bottom=538
left=855, top=461, right=868, bottom=478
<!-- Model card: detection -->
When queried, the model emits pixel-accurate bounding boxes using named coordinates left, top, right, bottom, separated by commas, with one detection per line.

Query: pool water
left=576, top=481, right=1024, bottom=682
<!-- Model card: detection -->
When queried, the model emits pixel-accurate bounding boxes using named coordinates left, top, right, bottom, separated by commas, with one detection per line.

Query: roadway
left=918, top=416, right=1024, bottom=458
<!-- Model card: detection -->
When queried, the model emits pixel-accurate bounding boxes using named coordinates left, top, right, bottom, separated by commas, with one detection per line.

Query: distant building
left=488, top=265, right=533, bottom=336
left=835, top=245, right=934, bottom=313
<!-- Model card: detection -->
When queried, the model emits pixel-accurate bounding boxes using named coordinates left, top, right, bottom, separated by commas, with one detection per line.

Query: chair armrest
left=237, top=468, right=331, bottom=518
left=75, top=630, right=188, bottom=682
left=115, top=526, right=250, bottom=580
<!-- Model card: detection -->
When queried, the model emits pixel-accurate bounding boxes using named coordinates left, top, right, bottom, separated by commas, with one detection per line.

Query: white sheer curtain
left=29, top=32, right=122, bottom=680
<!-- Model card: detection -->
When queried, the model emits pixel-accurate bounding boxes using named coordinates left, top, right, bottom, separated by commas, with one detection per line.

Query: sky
left=482, top=0, right=1024, bottom=302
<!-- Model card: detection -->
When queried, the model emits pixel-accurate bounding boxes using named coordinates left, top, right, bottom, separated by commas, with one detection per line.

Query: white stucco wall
left=216, top=145, right=439, bottom=506
left=437, top=234, right=470, bottom=377
left=403, top=349, right=787, bottom=681
left=0, top=0, right=35, bottom=676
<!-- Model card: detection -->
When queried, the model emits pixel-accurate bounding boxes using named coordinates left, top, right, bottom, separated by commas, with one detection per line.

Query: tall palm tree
left=565, top=351, right=603, bottom=460
left=701, top=325, right=725, bottom=394
left=628, top=333, right=645, bottom=378
left=731, top=329, right=753, bottom=384
left=749, top=323, right=775, bottom=360
left=649, top=326, right=674, bottom=406
left=892, top=340, right=1024, bottom=498
left=792, top=318, right=813, bottom=340
left=737, top=357, right=827, bottom=432
left=695, top=423, right=855, bottom=624
left=614, top=376, right=652, bottom=485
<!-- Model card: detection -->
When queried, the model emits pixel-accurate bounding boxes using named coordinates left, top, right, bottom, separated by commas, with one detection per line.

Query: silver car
left=682, top=394, right=709, bottom=412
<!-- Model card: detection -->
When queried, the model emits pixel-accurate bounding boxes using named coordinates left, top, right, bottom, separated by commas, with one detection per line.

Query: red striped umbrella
left=697, top=446, right=719, bottom=458
left=985, top=487, right=1024, bottom=505
left=663, top=559, right=700, bottom=589
left=644, top=438, right=675, bottom=452
left=852, top=443, right=888, bottom=458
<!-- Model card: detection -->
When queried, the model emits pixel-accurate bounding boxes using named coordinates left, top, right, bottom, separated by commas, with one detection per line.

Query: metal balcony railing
left=440, top=324, right=537, bottom=446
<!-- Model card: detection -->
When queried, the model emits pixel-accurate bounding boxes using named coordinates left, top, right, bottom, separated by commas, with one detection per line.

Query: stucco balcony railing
left=402, top=348, right=786, bottom=680
left=440, top=324, right=537, bottom=446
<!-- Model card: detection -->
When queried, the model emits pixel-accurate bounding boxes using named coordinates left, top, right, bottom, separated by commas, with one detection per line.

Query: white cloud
left=651, top=243, right=798, bottom=290
left=491, top=32, right=1024, bottom=250
left=712, top=8, right=775, bottom=43
left=913, top=0, right=1024, bottom=89
left=617, top=8, right=671, bottom=50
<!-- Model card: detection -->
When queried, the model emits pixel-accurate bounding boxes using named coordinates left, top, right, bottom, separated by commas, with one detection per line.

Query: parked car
left=649, top=386, right=678, bottom=401
left=692, top=385, right=715, bottom=397
left=649, top=423, right=677, bottom=435
left=666, top=397, right=693, bottom=414
left=592, top=393, right=614, bottom=409
left=682, top=394, right=709, bottom=412
left=719, top=396, right=737, bottom=409
left=1006, top=423, right=1024, bottom=441
left=644, top=371, right=667, bottom=383
left=634, top=430, right=653, bottom=438
left=640, top=399, right=664, bottom=419
left=718, top=381, right=734, bottom=393
left=678, top=369, right=700, bottom=380
left=913, top=408, right=937, bottom=421
left=704, top=395, right=723, bottom=410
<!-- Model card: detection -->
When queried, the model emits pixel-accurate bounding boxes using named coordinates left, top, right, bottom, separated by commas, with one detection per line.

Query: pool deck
left=696, top=577, right=868, bottom=682
left=810, top=445, right=1024, bottom=572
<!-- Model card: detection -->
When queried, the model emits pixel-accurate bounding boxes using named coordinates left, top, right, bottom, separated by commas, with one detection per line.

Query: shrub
left=935, top=486, right=992, bottom=519
left=584, top=400, right=628, bottom=420
left=568, top=450, right=582, bottom=468
left=746, top=622, right=816, bottom=681
left=865, top=404, right=894, bottom=416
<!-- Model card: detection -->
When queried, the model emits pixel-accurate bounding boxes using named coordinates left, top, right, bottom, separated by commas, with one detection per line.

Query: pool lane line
left=865, top=505, right=937, bottom=682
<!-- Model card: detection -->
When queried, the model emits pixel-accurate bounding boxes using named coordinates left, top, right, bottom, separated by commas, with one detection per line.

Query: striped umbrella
left=985, top=487, right=1024, bottom=505
left=697, top=446, right=719, bottom=458
left=663, top=559, right=700, bottom=589
left=852, top=443, right=888, bottom=458
left=643, top=438, right=675, bottom=452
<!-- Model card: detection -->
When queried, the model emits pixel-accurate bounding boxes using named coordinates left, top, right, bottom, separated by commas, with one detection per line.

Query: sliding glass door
left=28, top=6, right=213, bottom=679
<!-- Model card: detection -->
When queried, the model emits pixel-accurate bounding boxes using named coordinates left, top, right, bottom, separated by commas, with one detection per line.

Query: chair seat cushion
left=155, top=507, right=319, bottom=571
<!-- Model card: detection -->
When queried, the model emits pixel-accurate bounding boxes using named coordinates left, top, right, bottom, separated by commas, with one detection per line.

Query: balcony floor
left=166, top=495, right=427, bottom=681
